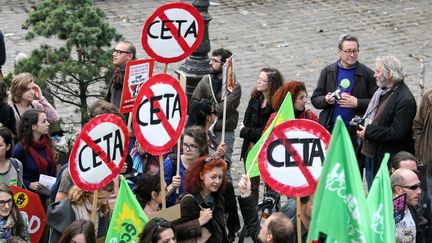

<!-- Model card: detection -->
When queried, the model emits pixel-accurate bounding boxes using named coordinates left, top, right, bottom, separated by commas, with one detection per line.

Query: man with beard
left=357, top=55, right=416, bottom=187
left=106, top=41, right=136, bottom=108
left=191, top=48, right=241, bottom=164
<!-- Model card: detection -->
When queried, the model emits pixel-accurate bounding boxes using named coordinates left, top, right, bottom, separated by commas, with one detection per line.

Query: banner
left=222, top=54, right=236, bottom=98
left=367, top=153, right=395, bottom=243
left=307, top=117, right=371, bottom=243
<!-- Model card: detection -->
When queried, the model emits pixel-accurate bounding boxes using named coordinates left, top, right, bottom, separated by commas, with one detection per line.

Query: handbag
left=177, top=194, right=212, bottom=243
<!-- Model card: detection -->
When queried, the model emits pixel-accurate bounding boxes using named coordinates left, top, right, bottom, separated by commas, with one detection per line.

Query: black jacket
left=409, top=205, right=431, bottom=243
left=240, top=94, right=274, bottom=159
left=238, top=195, right=262, bottom=243
left=311, top=61, right=377, bottom=130
left=173, top=192, right=229, bottom=243
left=364, top=82, right=416, bottom=174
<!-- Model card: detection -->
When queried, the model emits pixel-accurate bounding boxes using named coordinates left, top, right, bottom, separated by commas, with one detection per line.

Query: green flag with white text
left=367, top=153, right=395, bottom=243
left=307, top=117, right=371, bottom=243
left=105, top=176, right=148, bottom=243
left=245, top=92, right=294, bottom=177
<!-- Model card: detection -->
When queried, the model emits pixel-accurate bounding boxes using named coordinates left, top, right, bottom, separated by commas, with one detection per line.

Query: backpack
left=50, top=163, right=69, bottom=202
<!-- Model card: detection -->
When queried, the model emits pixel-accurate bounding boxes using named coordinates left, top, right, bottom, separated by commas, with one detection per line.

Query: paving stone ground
left=1, top=0, right=431, bottom=241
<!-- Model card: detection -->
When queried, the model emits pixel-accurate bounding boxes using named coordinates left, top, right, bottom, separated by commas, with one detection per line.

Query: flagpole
left=161, top=63, right=169, bottom=204
left=296, top=197, right=302, bottom=243
left=176, top=72, right=186, bottom=195
left=91, top=190, right=99, bottom=224
left=246, top=144, right=262, bottom=176
left=163, top=63, right=168, bottom=74
left=221, top=97, right=227, bottom=143
left=159, top=155, right=166, bottom=209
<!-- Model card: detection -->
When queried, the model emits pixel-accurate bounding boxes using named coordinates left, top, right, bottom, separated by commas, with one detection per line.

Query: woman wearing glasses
left=47, top=182, right=114, bottom=242
left=0, top=183, right=29, bottom=242
left=138, top=218, right=175, bottom=243
left=266, top=80, right=318, bottom=126
left=163, top=126, right=208, bottom=206
left=239, top=68, right=284, bottom=205
left=173, top=156, right=229, bottom=243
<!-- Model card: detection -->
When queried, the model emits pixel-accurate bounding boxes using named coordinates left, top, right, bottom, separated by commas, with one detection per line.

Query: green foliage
left=16, top=0, right=122, bottom=125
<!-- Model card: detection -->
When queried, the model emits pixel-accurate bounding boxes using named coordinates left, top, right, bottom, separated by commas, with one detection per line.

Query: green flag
left=367, top=153, right=395, bottom=243
left=105, top=176, right=149, bottom=243
left=245, top=92, right=295, bottom=177
left=307, top=117, right=371, bottom=243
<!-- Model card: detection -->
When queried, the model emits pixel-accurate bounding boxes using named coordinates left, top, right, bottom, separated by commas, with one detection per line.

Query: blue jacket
left=12, top=143, right=56, bottom=189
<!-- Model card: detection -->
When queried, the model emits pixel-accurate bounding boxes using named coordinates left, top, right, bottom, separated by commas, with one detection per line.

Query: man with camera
left=357, top=55, right=416, bottom=188
left=311, top=34, right=377, bottom=132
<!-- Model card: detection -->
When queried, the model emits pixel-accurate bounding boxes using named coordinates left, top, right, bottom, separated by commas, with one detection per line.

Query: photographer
left=311, top=34, right=377, bottom=133
left=357, top=56, right=416, bottom=189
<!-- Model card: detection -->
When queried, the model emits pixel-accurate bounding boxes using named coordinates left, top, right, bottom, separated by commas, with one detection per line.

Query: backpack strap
left=10, top=158, right=27, bottom=189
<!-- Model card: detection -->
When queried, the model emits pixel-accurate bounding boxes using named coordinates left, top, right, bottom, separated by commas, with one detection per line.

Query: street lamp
left=176, top=0, right=211, bottom=101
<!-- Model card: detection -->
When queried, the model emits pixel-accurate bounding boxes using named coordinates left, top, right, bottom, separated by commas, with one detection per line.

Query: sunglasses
left=397, top=183, right=421, bottom=191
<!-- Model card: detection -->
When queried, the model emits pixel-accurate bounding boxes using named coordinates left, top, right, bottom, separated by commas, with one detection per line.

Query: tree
left=14, top=0, right=122, bottom=125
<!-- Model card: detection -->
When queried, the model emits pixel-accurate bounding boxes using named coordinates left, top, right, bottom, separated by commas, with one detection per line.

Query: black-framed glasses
left=210, top=110, right=217, bottom=115
left=183, top=143, right=199, bottom=151
left=396, top=183, right=421, bottom=191
left=113, top=49, right=132, bottom=55
left=0, top=198, right=13, bottom=207
left=340, top=49, right=359, bottom=55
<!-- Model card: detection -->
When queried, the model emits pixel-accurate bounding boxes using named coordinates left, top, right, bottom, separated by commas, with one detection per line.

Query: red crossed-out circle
left=132, top=73, right=187, bottom=156
left=259, top=119, right=331, bottom=197
left=142, top=2, right=204, bottom=63
left=69, top=114, right=129, bottom=191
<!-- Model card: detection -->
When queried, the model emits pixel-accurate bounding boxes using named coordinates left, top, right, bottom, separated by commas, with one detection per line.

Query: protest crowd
left=0, top=2, right=432, bottom=243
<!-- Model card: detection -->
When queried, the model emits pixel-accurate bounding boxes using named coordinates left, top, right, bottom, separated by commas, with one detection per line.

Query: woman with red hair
left=268, top=80, right=318, bottom=126
left=173, top=156, right=229, bottom=243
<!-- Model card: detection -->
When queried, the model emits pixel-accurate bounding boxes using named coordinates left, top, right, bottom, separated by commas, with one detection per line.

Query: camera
left=330, top=89, right=342, bottom=100
left=350, top=117, right=365, bottom=131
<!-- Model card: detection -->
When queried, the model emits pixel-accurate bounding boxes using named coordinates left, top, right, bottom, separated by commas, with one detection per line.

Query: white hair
left=375, top=55, right=405, bottom=83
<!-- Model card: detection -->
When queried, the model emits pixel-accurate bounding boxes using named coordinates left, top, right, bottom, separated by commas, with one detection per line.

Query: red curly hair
left=271, top=80, right=307, bottom=111
left=184, top=156, right=228, bottom=194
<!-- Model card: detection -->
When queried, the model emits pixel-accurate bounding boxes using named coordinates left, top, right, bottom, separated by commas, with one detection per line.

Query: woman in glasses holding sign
left=173, top=156, right=229, bottom=243
left=0, top=183, right=29, bottom=242
left=163, top=126, right=208, bottom=206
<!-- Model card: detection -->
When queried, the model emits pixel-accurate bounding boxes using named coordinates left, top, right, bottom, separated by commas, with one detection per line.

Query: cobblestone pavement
left=1, top=0, right=431, bottom=241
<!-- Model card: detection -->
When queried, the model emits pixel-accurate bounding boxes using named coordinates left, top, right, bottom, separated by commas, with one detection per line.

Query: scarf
left=72, top=199, right=101, bottom=235
left=27, top=136, right=54, bottom=175
left=363, top=87, right=391, bottom=127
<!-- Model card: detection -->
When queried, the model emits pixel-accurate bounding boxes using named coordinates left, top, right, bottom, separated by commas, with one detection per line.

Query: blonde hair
left=68, top=182, right=114, bottom=214
left=10, top=73, right=35, bottom=103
